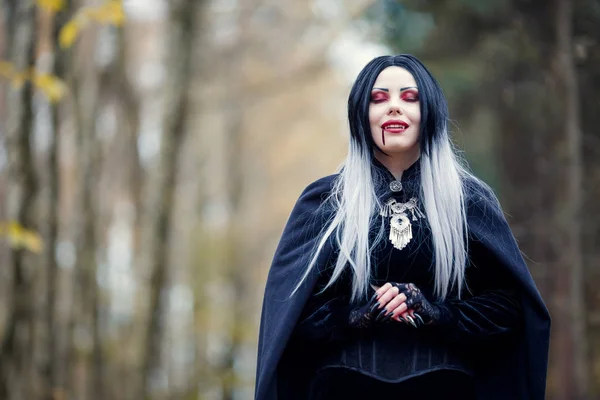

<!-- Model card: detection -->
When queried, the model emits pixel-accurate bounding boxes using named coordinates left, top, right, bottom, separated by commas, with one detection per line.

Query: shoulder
left=296, top=174, right=338, bottom=207
left=284, top=174, right=339, bottom=229
left=461, top=174, right=515, bottom=242
left=461, top=174, right=503, bottom=216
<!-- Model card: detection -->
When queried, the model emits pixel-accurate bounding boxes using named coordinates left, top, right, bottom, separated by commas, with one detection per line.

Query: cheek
left=369, top=107, right=382, bottom=124
left=406, top=106, right=421, bottom=124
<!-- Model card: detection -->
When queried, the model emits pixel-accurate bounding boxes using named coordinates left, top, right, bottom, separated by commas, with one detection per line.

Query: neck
left=374, top=149, right=420, bottom=180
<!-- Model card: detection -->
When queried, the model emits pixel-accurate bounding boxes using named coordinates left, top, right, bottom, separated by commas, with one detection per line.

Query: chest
left=370, top=194, right=435, bottom=293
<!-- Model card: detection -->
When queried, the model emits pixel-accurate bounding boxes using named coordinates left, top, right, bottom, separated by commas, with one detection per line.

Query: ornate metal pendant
left=389, top=180, right=403, bottom=192
left=380, top=197, right=426, bottom=250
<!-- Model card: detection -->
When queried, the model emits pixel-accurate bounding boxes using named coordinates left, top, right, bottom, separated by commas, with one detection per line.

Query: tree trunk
left=43, top=3, right=73, bottom=399
left=0, top=1, right=37, bottom=399
left=555, top=0, right=588, bottom=398
left=112, top=24, right=143, bottom=400
left=66, top=26, right=105, bottom=400
left=577, top=1, right=600, bottom=394
left=140, top=0, right=202, bottom=397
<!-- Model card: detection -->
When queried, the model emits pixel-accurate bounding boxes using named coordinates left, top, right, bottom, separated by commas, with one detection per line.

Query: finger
left=390, top=307, right=408, bottom=323
left=400, top=311, right=416, bottom=327
left=390, top=302, right=408, bottom=320
left=375, top=282, right=393, bottom=299
left=384, top=293, right=407, bottom=313
left=375, top=285, right=400, bottom=309
left=391, top=282, right=409, bottom=293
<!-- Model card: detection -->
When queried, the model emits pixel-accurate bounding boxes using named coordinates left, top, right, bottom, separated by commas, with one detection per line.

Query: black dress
left=255, top=158, right=550, bottom=400
left=290, top=160, right=521, bottom=399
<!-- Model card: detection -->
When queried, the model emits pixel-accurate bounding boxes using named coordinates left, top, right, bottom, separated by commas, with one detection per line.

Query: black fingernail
left=371, top=292, right=378, bottom=301
left=414, top=313, right=424, bottom=326
left=383, top=311, right=393, bottom=323
left=397, top=316, right=405, bottom=323
left=369, top=302, right=380, bottom=314
left=375, top=308, right=388, bottom=322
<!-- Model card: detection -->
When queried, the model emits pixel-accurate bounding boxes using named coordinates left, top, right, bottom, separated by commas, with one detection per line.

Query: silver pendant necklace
left=380, top=197, right=426, bottom=250
left=389, top=180, right=403, bottom=192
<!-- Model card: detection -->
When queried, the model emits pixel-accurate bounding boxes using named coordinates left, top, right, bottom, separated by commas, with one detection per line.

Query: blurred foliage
left=55, top=0, right=126, bottom=48
left=0, top=221, right=44, bottom=253
left=31, top=72, right=68, bottom=102
left=36, top=0, right=65, bottom=13
left=0, top=0, right=126, bottom=103
left=0, top=62, right=67, bottom=102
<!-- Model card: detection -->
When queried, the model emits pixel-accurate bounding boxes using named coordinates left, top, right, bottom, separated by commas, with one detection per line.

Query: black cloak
left=255, top=173, right=550, bottom=400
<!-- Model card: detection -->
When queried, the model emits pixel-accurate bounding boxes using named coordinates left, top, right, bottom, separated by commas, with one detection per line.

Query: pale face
left=369, top=66, right=421, bottom=160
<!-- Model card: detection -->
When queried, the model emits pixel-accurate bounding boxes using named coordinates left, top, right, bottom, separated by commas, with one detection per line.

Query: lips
left=381, top=120, right=409, bottom=133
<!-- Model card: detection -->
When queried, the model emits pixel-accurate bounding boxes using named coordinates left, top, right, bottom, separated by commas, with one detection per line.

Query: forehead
left=372, top=66, right=417, bottom=89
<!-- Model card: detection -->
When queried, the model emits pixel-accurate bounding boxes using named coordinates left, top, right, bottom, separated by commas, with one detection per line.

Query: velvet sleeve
left=431, top=181, right=525, bottom=343
left=291, top=258, right=359, bottom=344
left=433, top=260, right=522, bottom=343
left=293, top=293, right=352, bottom=343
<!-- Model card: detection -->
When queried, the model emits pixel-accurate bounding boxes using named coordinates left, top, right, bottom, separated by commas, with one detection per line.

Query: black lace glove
left=391, top=282, right=450, bottom=327
left=295, top=291, right=384, bottom=343
left=348, top=293, right=382, bottom=328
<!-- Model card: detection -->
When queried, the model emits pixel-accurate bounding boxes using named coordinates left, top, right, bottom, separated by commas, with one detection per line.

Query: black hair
left=347, top=54, right=449, bottom=156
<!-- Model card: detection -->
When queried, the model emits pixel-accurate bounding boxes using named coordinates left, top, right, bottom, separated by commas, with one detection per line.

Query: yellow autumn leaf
left=105, top=1, right=126, bottom=25
left=6, top=221, right=26, bottom=248
left=3, top=221, right=44, bottom=253
left=22, top=231, right=44, bottom=253
left=88, top=1, right=125, bottom=25
left=59, top=19, right=81, bottom=49
left=32, top=73, right=68, bottom=103
left=36, top=0, right=65, bottom=12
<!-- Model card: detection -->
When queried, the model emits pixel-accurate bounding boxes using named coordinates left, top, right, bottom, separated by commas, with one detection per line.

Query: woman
left=255, top=55, right=550, bottom=400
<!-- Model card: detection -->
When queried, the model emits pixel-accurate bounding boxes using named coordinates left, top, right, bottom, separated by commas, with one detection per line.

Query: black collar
left=371, top=157, right=421, bottom=199
left=372, top=157, right=421, bottom=182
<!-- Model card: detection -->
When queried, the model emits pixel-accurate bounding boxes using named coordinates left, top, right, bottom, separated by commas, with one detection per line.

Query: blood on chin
left=381, top=128, right=410, bottom=147
left=379, top=136, right=413, bottom=149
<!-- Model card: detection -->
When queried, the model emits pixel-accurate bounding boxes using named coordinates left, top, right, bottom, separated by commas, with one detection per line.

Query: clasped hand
left=349, top=282, right=441, bottom=328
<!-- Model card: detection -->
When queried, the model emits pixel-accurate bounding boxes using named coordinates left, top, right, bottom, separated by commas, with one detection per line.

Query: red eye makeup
left=370, top=87, right=419, bottom=103
left=401, top=90, right=419, bottom=102
left=371, top=93, right=388, bottom=103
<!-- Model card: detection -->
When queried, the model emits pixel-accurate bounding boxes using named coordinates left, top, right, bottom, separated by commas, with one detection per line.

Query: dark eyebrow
left=372, top=86, right=418, bottom=92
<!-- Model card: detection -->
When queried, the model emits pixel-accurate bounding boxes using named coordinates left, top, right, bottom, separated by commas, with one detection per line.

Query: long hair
left=295, top=54, right=473, bottom=302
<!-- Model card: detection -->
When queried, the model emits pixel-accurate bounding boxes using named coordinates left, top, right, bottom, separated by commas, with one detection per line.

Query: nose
left=387, top=98, right=403, bottom=115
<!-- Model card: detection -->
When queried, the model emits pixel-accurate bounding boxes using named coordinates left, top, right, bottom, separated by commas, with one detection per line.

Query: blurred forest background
left=0, top=0, right=598, bottom=399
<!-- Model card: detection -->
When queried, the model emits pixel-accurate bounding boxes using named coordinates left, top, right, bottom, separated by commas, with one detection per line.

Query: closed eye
left=371, top=94, right=388, bottom=103
left=401, top=91, right=419, bottom=102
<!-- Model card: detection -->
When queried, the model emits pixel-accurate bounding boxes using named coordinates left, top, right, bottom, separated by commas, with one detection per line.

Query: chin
left=380, top=141, right=419, bottom=154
